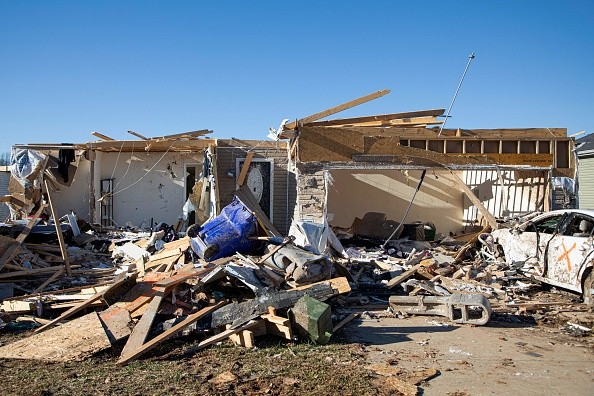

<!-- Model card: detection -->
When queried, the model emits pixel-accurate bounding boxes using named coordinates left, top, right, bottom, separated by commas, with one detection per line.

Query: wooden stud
left=44, top=180, right=72, bottom=276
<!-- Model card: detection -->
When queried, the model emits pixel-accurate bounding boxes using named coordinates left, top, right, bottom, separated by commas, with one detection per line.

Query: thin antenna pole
left=438, top=52, right=475, bottom=137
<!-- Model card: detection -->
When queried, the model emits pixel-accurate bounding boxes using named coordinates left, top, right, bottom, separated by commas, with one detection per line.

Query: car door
left=545, top=213, right=594, bottom=292
left=496, top=213, right=564, bottom=273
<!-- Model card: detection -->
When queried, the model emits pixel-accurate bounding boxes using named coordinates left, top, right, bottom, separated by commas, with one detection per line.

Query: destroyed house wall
left=326, top=169, right=464, bottom=235
left=94, top=150, right=203, bottom=228
left=215, top=141, right=295, bottom=235
left=462, top=169, right=548, bottom=225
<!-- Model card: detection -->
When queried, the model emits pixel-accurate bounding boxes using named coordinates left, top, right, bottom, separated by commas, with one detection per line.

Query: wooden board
left=304, top=109, right=445, bottom=127
left=0, top=312, right=111, bottom=362
left=119, top=287, right=167, bottom=362
left=117, top=301, right=225, bottom=365
left=0, top=204, right=47, bottom=271
left=284, top=89, right=390, bottom=130
left=184, top=320, right=259, bottom=356
left=34, top=273, right=134, bottom=333
left=99, top=306, right=133, bottom=343
left=386, top=263, right=423, bottom=289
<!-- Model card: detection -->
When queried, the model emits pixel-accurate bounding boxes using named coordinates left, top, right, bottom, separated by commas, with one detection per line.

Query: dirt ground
left=1, top=310, right=593, bottom=395
left=342, top=311, right=594, bottom=395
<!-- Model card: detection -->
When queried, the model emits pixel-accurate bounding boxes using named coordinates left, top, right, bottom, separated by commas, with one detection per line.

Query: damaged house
left=0, top=89, right=591, bottom=386
left=5, top=131, right=295, bottom=236
left=271, top=90, right=576, bottom=240
left=2, top=90, right=577, bottom=246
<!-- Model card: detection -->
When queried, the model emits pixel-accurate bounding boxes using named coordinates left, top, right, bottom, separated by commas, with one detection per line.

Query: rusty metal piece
left=389, top=293, right=492, bottom=325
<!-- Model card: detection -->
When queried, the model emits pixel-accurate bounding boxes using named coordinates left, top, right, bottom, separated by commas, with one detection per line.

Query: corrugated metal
left=579, top=157, right=594, bottom=209
left=0, top=170, right=10, bottom=221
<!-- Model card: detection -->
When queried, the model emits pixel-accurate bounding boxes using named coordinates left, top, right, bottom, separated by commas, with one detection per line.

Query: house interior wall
left=326, top=169, right=465, bottom=235
left=94, top=150, right=203, bottom=228
left=52, top=156, right=92, bottom=222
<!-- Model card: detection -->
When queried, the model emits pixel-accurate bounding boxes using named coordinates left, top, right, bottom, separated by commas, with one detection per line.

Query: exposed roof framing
left=303, top=109, right=445, bottom=128
left=282, top=89, right=391, bottom=132
left=85, top=139, right=217, bottom=152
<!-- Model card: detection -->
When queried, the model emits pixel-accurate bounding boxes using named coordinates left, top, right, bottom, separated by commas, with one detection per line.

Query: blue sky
left=1, top=1, right=593, bottom=154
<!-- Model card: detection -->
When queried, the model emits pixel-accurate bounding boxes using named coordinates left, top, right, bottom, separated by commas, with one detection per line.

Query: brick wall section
left=295, top=163, right=326, bottom=224
left=215, top=141, right=296, bottom=235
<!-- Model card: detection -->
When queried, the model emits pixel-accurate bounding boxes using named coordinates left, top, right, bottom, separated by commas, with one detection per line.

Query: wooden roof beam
left=150, top=129, right=212, bottom=141
left=283, top=89, right=391, bottom=131
left=91, top=132, right=115, bottom=141
left=127, top=130, right=149, bottom=140
left=303, top=109, right=445, bottom=127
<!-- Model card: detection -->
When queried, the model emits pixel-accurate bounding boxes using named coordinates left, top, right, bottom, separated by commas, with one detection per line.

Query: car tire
left=582, top=268, right=594, bottom=306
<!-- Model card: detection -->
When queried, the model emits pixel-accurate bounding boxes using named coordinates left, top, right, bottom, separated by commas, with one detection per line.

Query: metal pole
left=438, top=52, right=475, bottom=137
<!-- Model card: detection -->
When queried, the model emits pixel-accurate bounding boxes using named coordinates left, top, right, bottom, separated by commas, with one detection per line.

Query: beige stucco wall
left=326, top=169, right=464, bottom=235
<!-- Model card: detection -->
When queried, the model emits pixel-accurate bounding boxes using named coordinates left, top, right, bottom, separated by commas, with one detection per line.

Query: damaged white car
left=490, top=209, right=594, bottom=304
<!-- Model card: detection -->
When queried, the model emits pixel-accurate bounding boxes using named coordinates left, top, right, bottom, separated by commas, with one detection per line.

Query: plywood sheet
left=0, top=312, right=111, bottom=362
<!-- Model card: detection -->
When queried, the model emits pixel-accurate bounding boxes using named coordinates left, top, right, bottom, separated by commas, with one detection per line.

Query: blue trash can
left=190, top=196, right=258, bottom=261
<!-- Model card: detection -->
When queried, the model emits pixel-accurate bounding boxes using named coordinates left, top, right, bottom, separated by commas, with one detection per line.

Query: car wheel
left=582, top=268, right=594, bottom=306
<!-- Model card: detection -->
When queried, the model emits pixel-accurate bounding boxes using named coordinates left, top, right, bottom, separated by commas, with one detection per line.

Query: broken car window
left=564, top=215, right=594, bottom=237
left=531, top=215, right=564, bottom=234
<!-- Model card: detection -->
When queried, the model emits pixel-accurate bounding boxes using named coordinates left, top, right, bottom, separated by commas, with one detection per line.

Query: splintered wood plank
left=0, top=204, right=47, bottom=271
left=284, top=89, right=390, bottom=130
left=386, top=263, right=423, bottom=289
left=304, top=109, right=446, bottom=127
left=91, top=131, right=115, bottom=141
left=185, top=320, right=259, bottom=356
left=117, top=301, right=226, bottom=365
left=119, top=287, right=167, bottom=362
left=35, top=274, right=133, bottom=333
left=0, top=312, right=111, bottom=362
left=99, top=306, right=133, bottom=343
left=236, top=151, right=255, bottom=189
left=34, top=267, right=65, bottom=293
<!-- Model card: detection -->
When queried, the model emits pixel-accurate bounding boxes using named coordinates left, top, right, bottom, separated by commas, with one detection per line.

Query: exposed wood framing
left=44, top=180, right=72, bottom=276
left=297, top=126, right=571, bottom=169
left=91, top=132, right=115, bottom=141
left=0, top=204, right=48, bottom=271
left=304, top=109, right=445, bottom=127
left=80, top=139, right=216, bottom=152
left=149, top=129, right=212, bottom=141
left=448, top=170, right=499, bottom=230
left=117, top=301, right=225, bottom=365
left=283, top=89, right=391, bottom=131
left=127, top=130, right=149, bottom=140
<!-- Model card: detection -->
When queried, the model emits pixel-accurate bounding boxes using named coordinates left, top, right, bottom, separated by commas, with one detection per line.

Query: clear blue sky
left=1, top=1, right=593, bottom=154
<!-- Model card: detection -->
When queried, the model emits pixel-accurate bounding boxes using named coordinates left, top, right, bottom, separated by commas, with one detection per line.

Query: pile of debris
left=1, top=185, right=592, bottom=366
